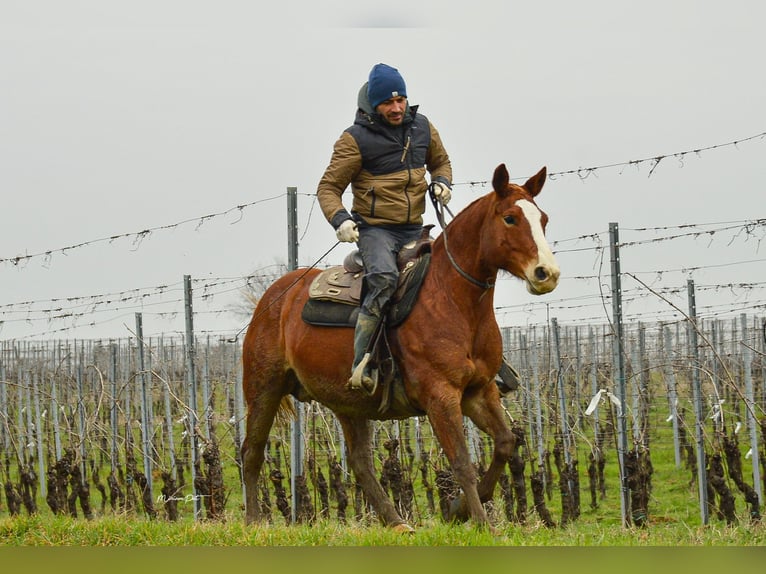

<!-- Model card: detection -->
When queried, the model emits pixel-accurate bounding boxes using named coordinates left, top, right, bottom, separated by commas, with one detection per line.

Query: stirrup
left=348, top=352, right=378, bottom=394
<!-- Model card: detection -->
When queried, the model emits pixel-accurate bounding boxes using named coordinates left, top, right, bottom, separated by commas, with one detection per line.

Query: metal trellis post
left=687, top=279, right=709, bottom=525
left=609, top=222, right=630, bottom=527
left=184, top=274, right=202, bottom=519
left=287, top=186, right=304, bottom=523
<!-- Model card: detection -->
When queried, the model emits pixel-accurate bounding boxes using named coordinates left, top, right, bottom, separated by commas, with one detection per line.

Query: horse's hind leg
left=336, top=414, right=414, bottom=532
left=241, top=378, right=287, bottom=525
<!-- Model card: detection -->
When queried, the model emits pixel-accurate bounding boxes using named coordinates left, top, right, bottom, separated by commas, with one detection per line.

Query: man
left=317, top=63, right=453, bottom=391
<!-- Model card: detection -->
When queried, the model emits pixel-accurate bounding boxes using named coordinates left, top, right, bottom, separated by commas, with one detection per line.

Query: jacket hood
left=357, top=82, right=416, bottom=122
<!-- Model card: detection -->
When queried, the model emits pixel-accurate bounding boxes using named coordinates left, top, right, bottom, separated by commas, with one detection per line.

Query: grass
left=1, top=511, right=764, bottom=546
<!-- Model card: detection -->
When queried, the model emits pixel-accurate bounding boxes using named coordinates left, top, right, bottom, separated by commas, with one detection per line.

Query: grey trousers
left=357, top=224, right=422, bottom=318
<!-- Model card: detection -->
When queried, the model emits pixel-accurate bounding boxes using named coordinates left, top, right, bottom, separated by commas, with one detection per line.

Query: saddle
left=301, top=226, right=434, bottom=415
left=301, top=225, right=435, bottom=328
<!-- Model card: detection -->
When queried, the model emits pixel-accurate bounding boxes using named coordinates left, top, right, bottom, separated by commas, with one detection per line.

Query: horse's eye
left=503, top=215, right=516, bottom=225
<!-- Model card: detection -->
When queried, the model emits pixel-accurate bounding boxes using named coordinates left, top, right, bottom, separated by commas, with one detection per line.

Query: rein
left=428, top=184, right=494, bottom=291
left=227, top=240, right=342, bottom=342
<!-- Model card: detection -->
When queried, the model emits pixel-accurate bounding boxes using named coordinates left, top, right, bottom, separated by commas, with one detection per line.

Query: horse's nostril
left=534, top=266, right=548, bottom=281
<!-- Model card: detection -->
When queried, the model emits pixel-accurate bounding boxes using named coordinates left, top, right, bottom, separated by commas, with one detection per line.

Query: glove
left=432, top=182, right=452, bottom=205
left=335, top=219, right=359, bottom=243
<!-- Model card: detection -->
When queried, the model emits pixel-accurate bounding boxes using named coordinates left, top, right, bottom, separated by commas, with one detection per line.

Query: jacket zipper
left=401, top=132, right=412, bottom=222
left=400, top=135, right=411, bottom=163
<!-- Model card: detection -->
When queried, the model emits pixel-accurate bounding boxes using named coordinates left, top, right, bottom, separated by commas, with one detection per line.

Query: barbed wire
left=550, top=219, right=766, bottom=254
left=0, top=194, right=287, bottom=267
left=2, top=215, right=763, bottom=324
left=2, top=131, right=764, bottom=268
left=456, top=130, right=766, bottom=187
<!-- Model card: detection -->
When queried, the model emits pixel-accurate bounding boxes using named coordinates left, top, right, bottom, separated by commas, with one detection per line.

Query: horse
left=241, top=163, right=560, bottom=532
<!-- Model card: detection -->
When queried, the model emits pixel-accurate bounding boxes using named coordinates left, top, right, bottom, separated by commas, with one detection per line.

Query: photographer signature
left=156, top=493, right=209, bottom=504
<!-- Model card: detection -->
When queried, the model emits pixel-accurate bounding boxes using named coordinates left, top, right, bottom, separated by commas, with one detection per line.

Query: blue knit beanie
left=367, top=63, right=407, bottom=109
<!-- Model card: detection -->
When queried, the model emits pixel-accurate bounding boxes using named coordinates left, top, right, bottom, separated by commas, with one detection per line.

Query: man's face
left=375, top=96, right=407, bottom=126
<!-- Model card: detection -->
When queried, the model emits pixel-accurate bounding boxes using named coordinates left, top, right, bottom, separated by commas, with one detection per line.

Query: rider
left=317, top=63, right=453, bottom=391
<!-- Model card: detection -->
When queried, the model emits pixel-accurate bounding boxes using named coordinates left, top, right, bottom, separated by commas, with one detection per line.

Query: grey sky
left=1, top=1, right=764, bottom=340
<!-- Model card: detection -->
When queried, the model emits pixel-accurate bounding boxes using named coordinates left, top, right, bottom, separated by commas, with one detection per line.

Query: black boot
left=495, top=359, right=520, bottom=396
left=348, top=312, right=379, bottom=393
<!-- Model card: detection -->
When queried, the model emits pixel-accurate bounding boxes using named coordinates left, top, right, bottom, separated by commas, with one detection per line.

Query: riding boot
left=495, top=358, right=521, bottom=396
left=348, top=311, right=379, bottom=394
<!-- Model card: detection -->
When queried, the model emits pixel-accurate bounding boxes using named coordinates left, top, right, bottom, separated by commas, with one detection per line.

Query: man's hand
left=335, top=219, right=359, bottom=243
left=432, top=182, right=452, bottom=205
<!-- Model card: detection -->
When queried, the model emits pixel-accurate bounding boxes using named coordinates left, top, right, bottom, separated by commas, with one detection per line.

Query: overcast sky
left=1, top=1, right=764, bottom=341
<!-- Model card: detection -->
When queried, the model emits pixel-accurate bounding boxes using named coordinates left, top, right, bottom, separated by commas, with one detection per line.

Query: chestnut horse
left=241, top=163, right=559, bottom=531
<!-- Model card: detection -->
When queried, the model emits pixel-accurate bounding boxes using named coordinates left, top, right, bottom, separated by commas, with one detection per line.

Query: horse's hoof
left=392, top=523, right=415, bottom=534
left=448, top=497, right=469, bottom=523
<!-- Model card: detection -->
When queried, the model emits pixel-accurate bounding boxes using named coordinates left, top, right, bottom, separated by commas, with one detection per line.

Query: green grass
left=1, top=512, right=763, bottom=546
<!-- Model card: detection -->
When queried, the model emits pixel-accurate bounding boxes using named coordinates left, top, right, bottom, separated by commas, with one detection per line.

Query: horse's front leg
left=461, top=383, right=516, bottom=506
left=423, top=389, right=493, bottom=530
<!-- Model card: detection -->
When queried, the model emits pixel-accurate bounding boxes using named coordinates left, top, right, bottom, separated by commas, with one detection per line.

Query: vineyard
left=1, top=313, right=764, bottom=533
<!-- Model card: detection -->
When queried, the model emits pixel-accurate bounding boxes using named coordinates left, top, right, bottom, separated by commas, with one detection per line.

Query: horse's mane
left=433, top=191, right=492, bottom=246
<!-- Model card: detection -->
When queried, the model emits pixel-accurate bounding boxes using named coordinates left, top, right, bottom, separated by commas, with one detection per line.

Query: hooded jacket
left=317, top=84, right=452, bottom=229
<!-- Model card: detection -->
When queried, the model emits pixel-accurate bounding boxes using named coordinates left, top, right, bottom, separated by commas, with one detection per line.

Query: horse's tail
left=275, top=395, right=297, bottom=425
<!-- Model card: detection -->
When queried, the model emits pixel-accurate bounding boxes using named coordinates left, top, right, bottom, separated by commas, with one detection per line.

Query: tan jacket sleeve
left=426, top=122, right=452, bottom=185
left=317, top=132, right=363, bottom=227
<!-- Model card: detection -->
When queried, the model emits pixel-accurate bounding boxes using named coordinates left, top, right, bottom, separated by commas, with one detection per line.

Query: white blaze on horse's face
left=517, top=199, right=560, bottom=295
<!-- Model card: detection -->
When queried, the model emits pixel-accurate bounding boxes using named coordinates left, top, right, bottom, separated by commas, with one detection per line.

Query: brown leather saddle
left=301, top=225, right=434, bottom=328
left=301, top=226, right=434, bottom=414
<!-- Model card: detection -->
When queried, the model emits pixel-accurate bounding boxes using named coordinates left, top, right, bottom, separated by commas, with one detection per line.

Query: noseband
left=429, top=184, right=494, bottom=291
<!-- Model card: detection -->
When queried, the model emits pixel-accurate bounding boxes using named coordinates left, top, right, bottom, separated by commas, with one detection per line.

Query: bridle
left=428, top=184, right=494, bottom=291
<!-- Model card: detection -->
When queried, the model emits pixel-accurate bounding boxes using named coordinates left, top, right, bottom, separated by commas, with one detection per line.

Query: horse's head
left=487, top=163, right=560, bottom=295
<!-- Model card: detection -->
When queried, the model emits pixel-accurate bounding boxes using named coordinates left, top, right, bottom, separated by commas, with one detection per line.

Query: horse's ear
left=523, top=166, right=547, bottom=197
left=492, top=163, right=510, bottom=197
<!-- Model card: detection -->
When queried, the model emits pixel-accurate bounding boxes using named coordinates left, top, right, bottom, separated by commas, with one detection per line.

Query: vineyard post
left=588, top=327, right=600, bottom=462
left=110, top=343, right=118, bottom=474
left=639, top=324, right=650, bottom=444
left=532, top=329, right=546, bottom=484
left=56, top=344, right=67, bottom=461
left=76, top=356, right=88, bottom=483
left=24, top=372, right=33, bottom=469
left=0, top=353, right=7, bottom=456
left=123, top=338, right=133, bottom=496
left=630, top=340, right=640, bottom=444
left=160, top=337, right=178, bottom=482
left=287, top=185, right=305, bottom=523
left=662, top=326, right=682, bottom=468
left=609, top=222, right=630, bottom=527
left=552, top=318, right=572, bottom=468
left=335, top=418, right=348, bottom=474
left=466, top=418, right=480, bottom=464
left=183, top=274, right=202, bottom=519
left=233, top=344, right=245, bottom=500
left=50, top=367, right=61, bottom=463
left=14, top=368, right=23, bottom=470
left=574, top=327, right=583, bottom=430
left=135, top=313, right=153, bottom=498
left=760, top=316, right=766, bottom=410
left=202, top=338, right=211, bottom=441
left=520, top=333, right=537, bottom=463
left=687, top=279, right=709, bottom=524
left=711, top=322, right=723, bottom=430
left=32, top=372, right=46, bottom=498
left=145, top=337, right=155, bottom=470
left=740, top=313, right=763, bottom=504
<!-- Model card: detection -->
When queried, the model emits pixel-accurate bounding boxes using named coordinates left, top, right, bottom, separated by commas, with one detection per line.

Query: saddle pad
left=301, top=299, right=359, bottom=327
